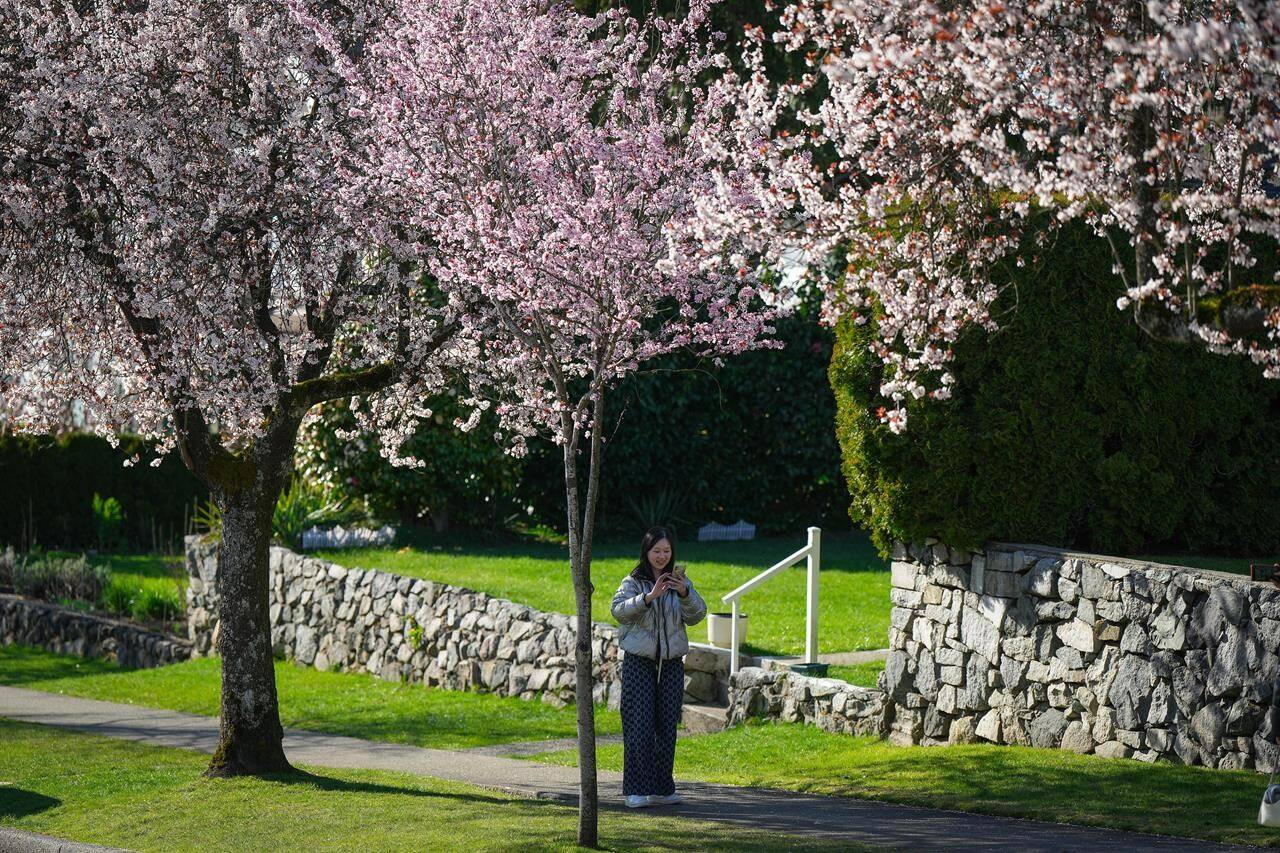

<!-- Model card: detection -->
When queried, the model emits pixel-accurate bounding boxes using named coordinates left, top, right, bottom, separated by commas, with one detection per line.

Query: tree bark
left=561, top=391, right=609, bottom=848
left=204, top=460, right=293, bottom=777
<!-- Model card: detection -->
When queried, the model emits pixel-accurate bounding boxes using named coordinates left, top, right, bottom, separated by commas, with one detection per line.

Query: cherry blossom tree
left=297, top=0, right=775, bottom=842
left=0, top=1, right=458, bottom=775
left=692, top=0, right=1280, bottom=432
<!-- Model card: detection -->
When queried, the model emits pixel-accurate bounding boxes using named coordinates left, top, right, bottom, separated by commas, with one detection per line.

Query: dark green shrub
left=91, top=493, right=126, bottom=552
left=830, top=221, right=1280, bottom=557
left=520, top=289, right=850, bottom=537
left=13, top=556, right=110, bottom=603
left=0, top=432, right=206, bottom=551
left=297, top=394, right=522, bottom=532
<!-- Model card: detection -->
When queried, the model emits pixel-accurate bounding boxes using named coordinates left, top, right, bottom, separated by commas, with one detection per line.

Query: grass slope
left=532, top=721, right=1280, bottom=847
left=823, top=660, right=885, bottom=688
left=315, top=531, right=890, bottom=657
left=0, top=645, right=619, bottom=750
left=0, top=720, right=842, bottom=852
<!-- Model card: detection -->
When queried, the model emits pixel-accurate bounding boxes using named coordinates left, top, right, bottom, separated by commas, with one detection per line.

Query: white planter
left=706, top=612, right=747, bottom=649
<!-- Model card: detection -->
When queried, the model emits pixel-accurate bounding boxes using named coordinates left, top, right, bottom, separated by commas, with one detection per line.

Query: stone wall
left=729, top=666, right=890, bottom=737
left=886, top=541, right=1280, bottom=771
left=0, top=593, right=193, bottom=668
left=185, top=536, right=732, bottom=709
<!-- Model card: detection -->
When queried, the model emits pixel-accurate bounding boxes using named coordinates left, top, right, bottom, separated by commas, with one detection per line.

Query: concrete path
left=460, top=733, right=625, bottom=758
left=0, top=685, right=1256, bottom=852
left=0, top=826, right=128, bottom=853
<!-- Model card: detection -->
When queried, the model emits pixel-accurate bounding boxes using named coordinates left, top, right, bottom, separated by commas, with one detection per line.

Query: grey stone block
left=1029, top=708, right=1069, bottom=749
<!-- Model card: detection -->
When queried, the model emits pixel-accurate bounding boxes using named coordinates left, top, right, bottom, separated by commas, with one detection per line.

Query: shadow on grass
left=0, top=786, right=61, bottom=820
left=259, top=767, right=554, bottom=809
left=0, top=645, right=118, bottom=686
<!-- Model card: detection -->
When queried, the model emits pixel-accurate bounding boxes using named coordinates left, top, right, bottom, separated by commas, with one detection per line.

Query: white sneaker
left=625, top=795, right=652, bottom=808
left=649, top=792, right=682, bottom=805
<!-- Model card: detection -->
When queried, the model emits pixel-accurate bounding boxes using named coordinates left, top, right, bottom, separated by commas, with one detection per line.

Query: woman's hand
left=645, top=573, right=674, bottom=603
left=669, top=573, right=688, bottom=597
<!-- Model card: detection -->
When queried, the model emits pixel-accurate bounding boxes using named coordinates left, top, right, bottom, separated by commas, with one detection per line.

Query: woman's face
left=647, top=539, right=672, bottom=573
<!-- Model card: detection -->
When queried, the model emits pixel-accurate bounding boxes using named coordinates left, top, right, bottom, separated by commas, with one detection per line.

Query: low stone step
left=681, top=701, right=729, bottom=735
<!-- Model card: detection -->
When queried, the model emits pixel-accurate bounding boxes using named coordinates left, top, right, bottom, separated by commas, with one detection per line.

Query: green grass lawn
left=315, top=531, right=890, bottom=657
left=532, top=721, right=1280, bottom=847
left=0, top=645, right=620, bottom=750
left=823, top=660, right=884, bottom=688
left=42, top=550, right=187, bottom=596
left=91, top=552, right=185, bottom=587
left=0, top=720, right=841, bottom=852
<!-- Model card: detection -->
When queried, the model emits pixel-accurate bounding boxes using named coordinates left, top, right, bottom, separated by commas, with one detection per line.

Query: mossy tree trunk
left=204, top=445, right=294, bottom=777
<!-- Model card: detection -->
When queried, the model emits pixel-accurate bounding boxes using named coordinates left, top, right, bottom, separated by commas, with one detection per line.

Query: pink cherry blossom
left=297, top=0, right=776, bottom=841
left=0, top=0, right=455, bottom=777
left=692, top=0, right=1280, bottom=432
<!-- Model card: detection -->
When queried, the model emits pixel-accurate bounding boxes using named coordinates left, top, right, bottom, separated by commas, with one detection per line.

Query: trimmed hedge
left=520, top=293, right=851, bottom=536
left=830, top=222, right=1280, bottom=557
left=0, top=432, right=206, bottom=552
left=296, top=394, right=522, bottom=532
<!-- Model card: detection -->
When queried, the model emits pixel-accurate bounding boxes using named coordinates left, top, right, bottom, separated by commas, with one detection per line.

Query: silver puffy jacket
left=610, top=567, right=708, bottom=660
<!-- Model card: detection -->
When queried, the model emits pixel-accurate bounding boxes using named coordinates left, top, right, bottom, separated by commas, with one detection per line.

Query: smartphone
left=671, top=563, right=685, bottom=580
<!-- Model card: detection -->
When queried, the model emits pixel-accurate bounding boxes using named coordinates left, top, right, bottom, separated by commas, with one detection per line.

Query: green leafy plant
left=296, top=392, right=522, bottom=532
left=193, top=476, right=355, bottom=550
left=272, top=476, right=354, bottom=550
left=0, top=431, right=206, bottom=552
left=100, top=578, right=141, bottom=616
left=192, top=499, right=223, bottom=542
left=130, top=584, right=183, bottom=623
left=91, top=493, right=126, bottom=552
left=13, top=556, right=109, bottom=603
left=406, top=616, right=425, bottom=650
left=518, top=285, right=850, bottom=536
left=624, top=484, right=690, bottom=530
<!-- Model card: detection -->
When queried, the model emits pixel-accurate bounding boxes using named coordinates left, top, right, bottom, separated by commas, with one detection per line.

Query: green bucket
left=788, top=662, right=829, bottom=677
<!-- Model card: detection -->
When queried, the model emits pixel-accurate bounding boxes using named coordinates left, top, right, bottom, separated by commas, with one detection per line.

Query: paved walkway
left=460, top=733, right=625, bottom=757
left=0, top=685, right=1255, bottom=852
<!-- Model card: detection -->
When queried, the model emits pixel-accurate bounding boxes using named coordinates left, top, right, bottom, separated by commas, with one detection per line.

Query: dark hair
left=632, top=526, right=676, bottom=581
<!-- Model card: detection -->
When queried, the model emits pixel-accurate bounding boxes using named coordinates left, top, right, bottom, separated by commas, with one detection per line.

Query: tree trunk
left=205, top=475, right=292, bottom=777
left=572, top=538, right=599, bottom=848
left=564, top=455, right=599, bottom=846
left=565, top=391, right=607, bottom=848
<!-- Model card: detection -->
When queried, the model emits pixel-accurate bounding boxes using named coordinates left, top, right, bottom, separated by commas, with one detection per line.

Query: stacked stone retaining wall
left=0, top=594, right=192, bottom=668
left=729, top=666, right=890, bottom=736
left=886, top=541, right=1280, bottom=771
left=185, top=536, right=732, bottom=709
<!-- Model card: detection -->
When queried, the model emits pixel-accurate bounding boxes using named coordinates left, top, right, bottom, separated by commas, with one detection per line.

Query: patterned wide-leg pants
left=620, top=652, right=684, bottom=797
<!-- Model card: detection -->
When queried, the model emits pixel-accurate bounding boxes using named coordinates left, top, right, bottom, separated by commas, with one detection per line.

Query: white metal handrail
left=722, top=526, right=821, bottom=676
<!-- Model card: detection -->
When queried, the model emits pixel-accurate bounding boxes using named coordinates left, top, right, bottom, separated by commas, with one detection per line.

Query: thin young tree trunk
left=205, top=461, right=292, bottom=777
left=567, top=390, right=608, bottom=848
left=562, top=419, right=598, bottom=847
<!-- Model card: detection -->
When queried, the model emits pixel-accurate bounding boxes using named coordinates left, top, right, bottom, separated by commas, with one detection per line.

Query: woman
left=610, top=526, right=707, bottom=809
